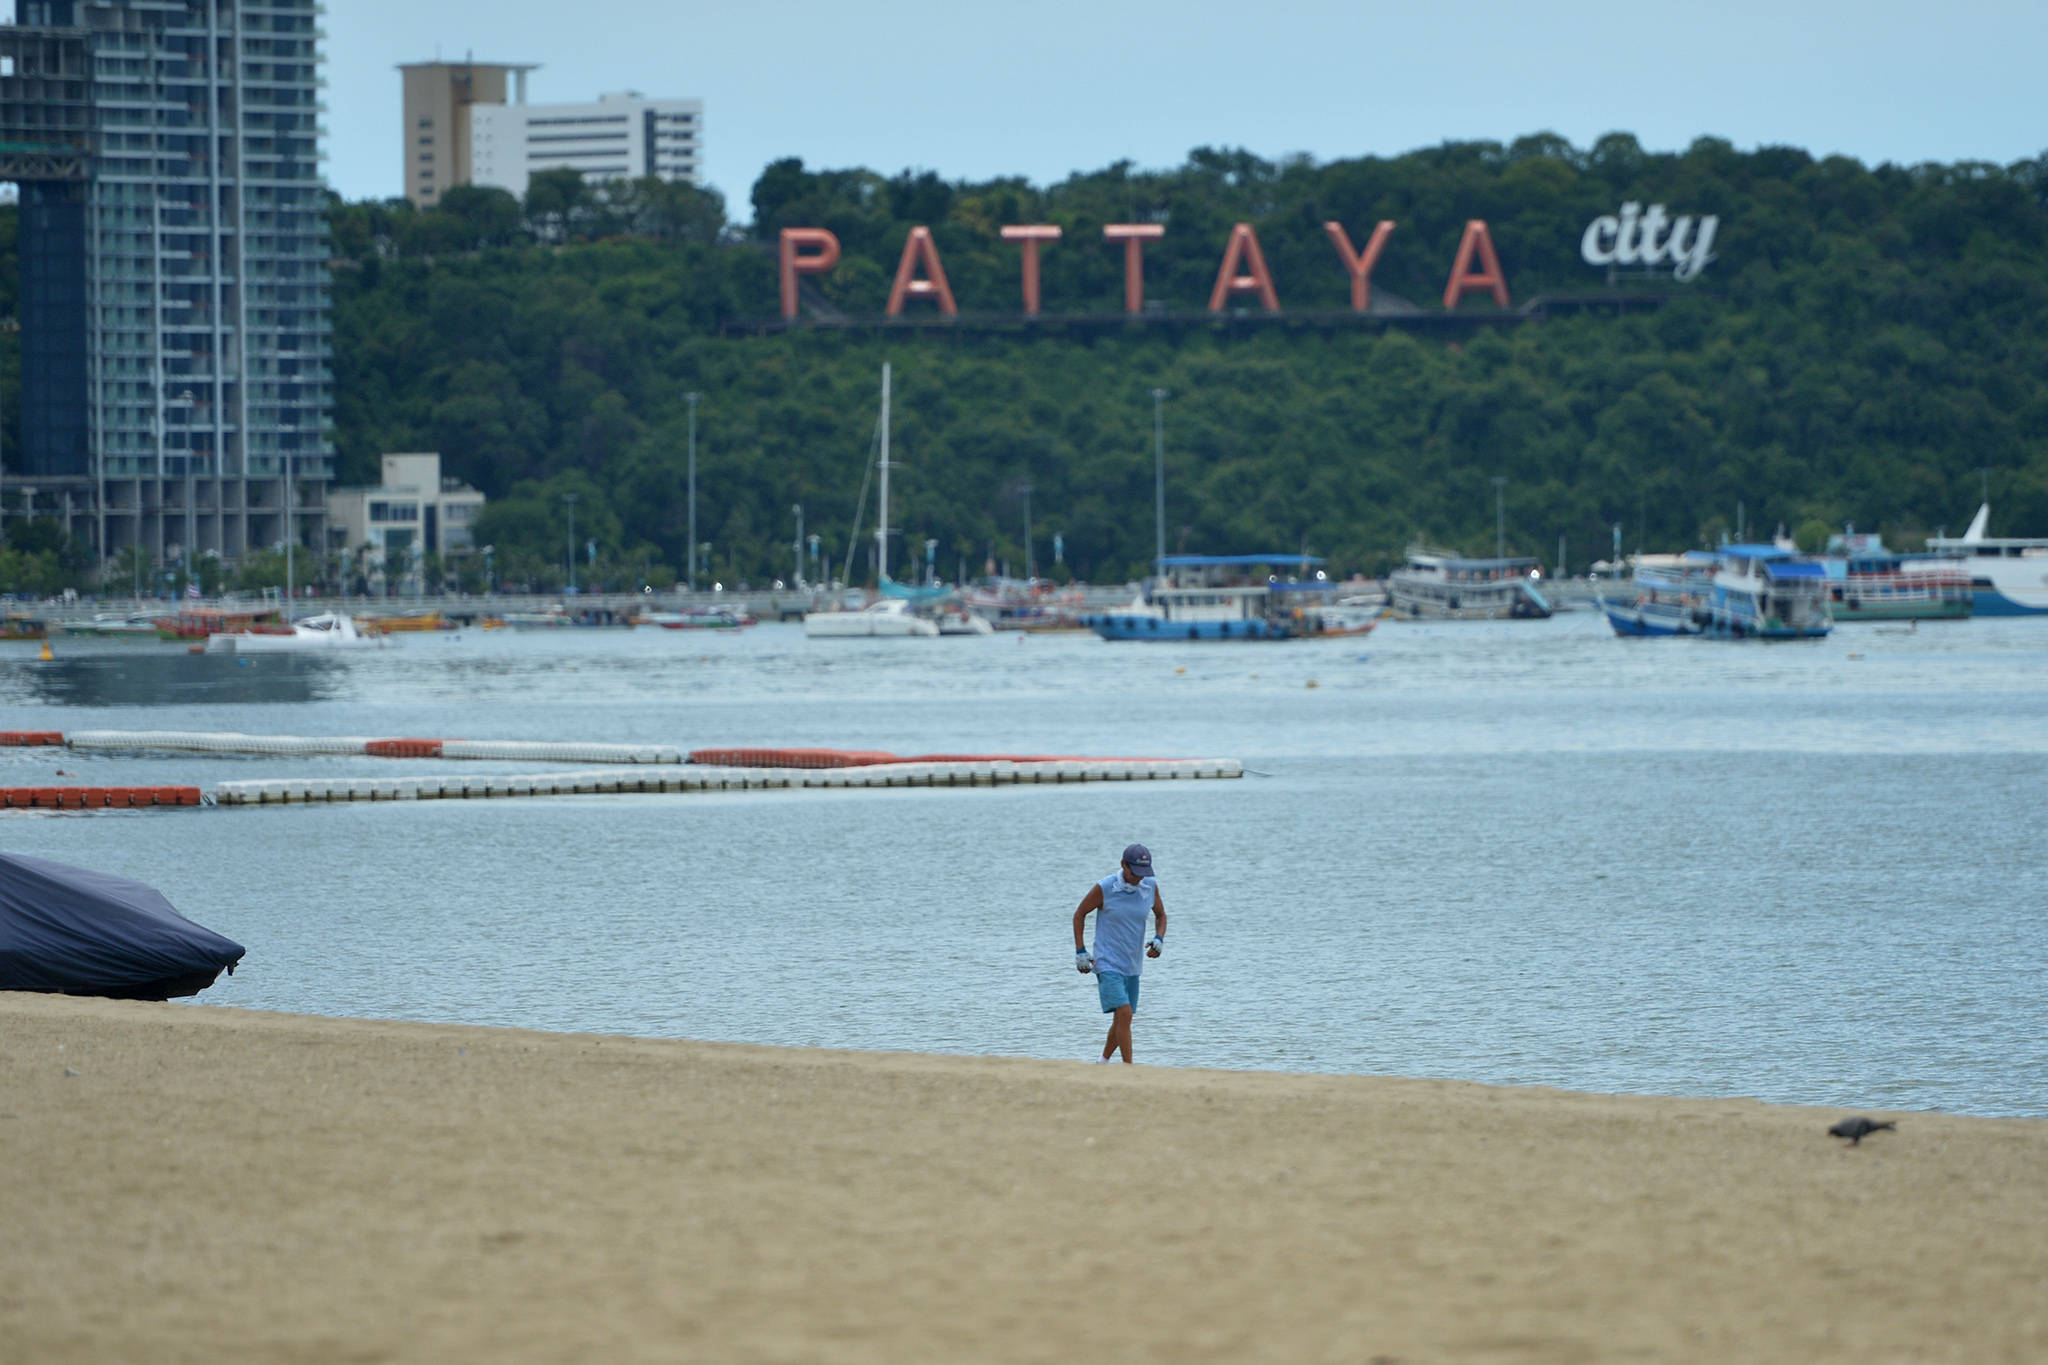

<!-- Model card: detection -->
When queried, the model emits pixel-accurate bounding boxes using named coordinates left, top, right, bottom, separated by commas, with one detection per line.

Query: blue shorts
left=1097, top=972, right=1141, bottom=1014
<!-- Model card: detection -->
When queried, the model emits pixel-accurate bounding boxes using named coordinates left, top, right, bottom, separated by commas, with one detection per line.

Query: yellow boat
left=353, top=610, right=450, bottom=633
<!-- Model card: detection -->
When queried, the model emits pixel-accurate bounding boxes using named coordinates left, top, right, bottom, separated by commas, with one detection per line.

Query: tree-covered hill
left=6, top=132, right=2047, bottom=591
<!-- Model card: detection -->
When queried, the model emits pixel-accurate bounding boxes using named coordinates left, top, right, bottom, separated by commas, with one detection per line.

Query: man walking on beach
left=1073, top=843, right=1167, bottom=1064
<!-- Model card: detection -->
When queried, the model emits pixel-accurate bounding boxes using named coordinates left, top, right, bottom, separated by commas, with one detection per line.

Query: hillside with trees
left=4, top=134, right=2046, bottom=592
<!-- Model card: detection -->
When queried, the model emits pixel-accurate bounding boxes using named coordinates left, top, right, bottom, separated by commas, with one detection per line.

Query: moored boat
left=803, top=597, right=941, bottom=638
left=1700, top=546, right=1831, bottom=639
left=1086, top=555, right=1377, bottom=641
left=203, top=611, right=391, bottom=653
left=158, top=605, right=286, bottom=640
left=1821, top=530, right=1972, bottom=621
left=1388, top=546, right=1552, bottom=620
left=639, top=606, right=757, bottom=629
left=1596, top=552, right=1716, bottom=637
left=1923, top=504, right=2048, bottom=616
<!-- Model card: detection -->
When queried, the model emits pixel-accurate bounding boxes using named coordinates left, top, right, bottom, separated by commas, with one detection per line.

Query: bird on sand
left=1828, top=1116, right=1897, bottom=1145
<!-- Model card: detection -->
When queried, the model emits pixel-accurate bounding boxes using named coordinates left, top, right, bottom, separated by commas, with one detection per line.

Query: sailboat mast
left=876, top=362, right=891, bottom=583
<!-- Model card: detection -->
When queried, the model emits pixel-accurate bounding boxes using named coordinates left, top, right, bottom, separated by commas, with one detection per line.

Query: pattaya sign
left=778, top=219, right=1511, bottom=318
left=778, top=207, right=1717, bottom=319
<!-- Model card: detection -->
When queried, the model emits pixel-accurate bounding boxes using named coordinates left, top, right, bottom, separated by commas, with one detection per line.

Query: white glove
left=1075, top=949, right=1094, bottom=973
left=1148, top=935, right=1164, bottom=956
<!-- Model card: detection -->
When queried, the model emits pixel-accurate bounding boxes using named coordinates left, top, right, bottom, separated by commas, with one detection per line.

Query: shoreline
left=6, top=994, right=2045, bottom=1363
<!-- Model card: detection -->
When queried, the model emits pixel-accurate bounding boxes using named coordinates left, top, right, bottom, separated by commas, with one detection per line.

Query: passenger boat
left=1700, top=546, right=1832, bottom=639
left=1387, top=547, right=1552, bottom=620
left=1923, top=504, right=2048, bottom=616
left=1820, top=530, right=1972, bottom=621
left=1086, top=555, right=1378, bottom=641
left=1, top=614, right=50, bottom=641
left=1596, top=553, right=1716, bottom=636
left=204, top=611, right=392, bottom=653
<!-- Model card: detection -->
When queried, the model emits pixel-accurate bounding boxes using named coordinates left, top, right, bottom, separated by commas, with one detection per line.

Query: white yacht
left=803, top=598, right=940, bottom=638
left=203, top=612, right=392, bottom=653
left=1924, top=504, right=2048, bottom=616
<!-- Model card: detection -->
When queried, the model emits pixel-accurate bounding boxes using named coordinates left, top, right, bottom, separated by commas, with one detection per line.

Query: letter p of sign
left=779, top=228, right=841, bottom=319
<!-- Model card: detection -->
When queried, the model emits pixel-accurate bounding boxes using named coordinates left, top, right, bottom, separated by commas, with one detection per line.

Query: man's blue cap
left=1122, top=843, right=1153, bottom=875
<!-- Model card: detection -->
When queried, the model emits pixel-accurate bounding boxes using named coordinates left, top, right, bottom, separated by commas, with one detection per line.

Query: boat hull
left=1087, top=615, right=1282, bottom=641
left=1599, top=600, right=1701, bottom=637
left=1831, top=595, right=1973, bottom=621
left=803, top=613, right=939, bottom=638
left=1971, top=588, right=2048, bottom=616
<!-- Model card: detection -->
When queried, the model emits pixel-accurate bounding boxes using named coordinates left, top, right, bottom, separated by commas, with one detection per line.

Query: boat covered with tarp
left=0, top=852, right=245, bottom=999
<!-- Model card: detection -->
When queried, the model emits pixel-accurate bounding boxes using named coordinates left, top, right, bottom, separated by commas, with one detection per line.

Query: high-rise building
left=397, top=62, right=703, bottom=208
left=0, top=0, right=334, bottom=570
left=396, top=59, right=535, bottom=210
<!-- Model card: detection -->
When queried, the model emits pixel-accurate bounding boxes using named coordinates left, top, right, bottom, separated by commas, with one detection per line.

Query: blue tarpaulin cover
left=0, top=851, right=244, bottom=999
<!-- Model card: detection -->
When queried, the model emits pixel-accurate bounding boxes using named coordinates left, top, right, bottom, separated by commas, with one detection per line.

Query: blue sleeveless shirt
left=1091, top=871, right=1157, bottom=976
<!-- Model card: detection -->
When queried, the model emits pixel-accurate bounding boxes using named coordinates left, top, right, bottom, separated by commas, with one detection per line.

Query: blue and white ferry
left=1923, top=504, right=2048, bottom=616
left=1596, top=552, right=1717, bottom=636
left=1700, top=545, right=1832, bottom=640
left=1086, top=555, right=1376, bottom=641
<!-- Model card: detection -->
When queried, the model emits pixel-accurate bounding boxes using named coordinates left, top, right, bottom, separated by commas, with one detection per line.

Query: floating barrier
left=1, top=785, right=204, bottom=809
left=60, top=730, right=690, bottom=764
left=687, top=747, right=1170, bottom=768
left=67, top=730, right=382, bottom=757
left=209, top=758, right=1240, bottom=805
left=0, top=731, right=66, bottom=747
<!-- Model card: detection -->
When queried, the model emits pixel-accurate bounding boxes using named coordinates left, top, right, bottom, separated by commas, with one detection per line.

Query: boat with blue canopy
left=1701, top=545, right=1832, bottom=639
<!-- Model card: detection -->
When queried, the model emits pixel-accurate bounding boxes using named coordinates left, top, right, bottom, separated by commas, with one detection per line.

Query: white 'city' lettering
left=1579, top=202, right=1718, bottom=281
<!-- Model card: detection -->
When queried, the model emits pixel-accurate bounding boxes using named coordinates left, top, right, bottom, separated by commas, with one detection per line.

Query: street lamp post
left=1492, top=476, right=1507, bottom=559
left=1150, top=388, right=1168, bottom=569
left=685, top=391, right=701, bottom=592
left=563, top=492, right=578, bottom=592
left=1020, top=480, right=1034, bottom=581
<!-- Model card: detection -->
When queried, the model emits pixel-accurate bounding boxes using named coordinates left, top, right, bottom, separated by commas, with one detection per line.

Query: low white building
left=326, top=454, right=485, bottom=586
left=469, top=91, right=703, bottom=196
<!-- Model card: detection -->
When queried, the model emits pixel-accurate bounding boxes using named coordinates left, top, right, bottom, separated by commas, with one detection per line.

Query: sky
left=283, top=1, right=2048, bottom=214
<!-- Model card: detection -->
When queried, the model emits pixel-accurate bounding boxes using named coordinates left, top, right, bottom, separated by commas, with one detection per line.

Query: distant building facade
left=325, top=453, right=485, bottom=567
left=396, top=59, right=535, bottom=209
left=397, top=61, right=702, bottom=208
left=0, top=0, right=334, bottom=568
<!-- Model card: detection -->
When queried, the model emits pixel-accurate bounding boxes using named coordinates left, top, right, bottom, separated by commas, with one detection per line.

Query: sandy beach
left=3, top=994, right=2043, bottom=1363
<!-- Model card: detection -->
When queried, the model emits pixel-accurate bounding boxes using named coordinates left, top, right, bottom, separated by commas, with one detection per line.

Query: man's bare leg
left=1106, top=1005, right=1134, bottom=1063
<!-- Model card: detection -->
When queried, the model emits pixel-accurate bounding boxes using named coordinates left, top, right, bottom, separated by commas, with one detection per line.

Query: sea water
left=3, top=612, right=2043, bottom=1117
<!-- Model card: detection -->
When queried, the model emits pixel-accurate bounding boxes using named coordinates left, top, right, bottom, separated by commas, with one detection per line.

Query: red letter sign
left=1442, top=220, right=1511, bottom=310
left=1207, top=223, right=1280, bottom=312
left=779, top=228, right=841, bottom=319
left=886, top=226, right=958, bottom=316
left=1103, top=224, right=1165, bottom=314
left=1000, top=225, right=1062, bottom=316
left=1325, top=220, right=1396, bottom=311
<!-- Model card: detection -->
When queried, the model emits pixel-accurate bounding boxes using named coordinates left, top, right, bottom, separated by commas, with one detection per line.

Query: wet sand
left=4, top=993, right=2043, bottom=1363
